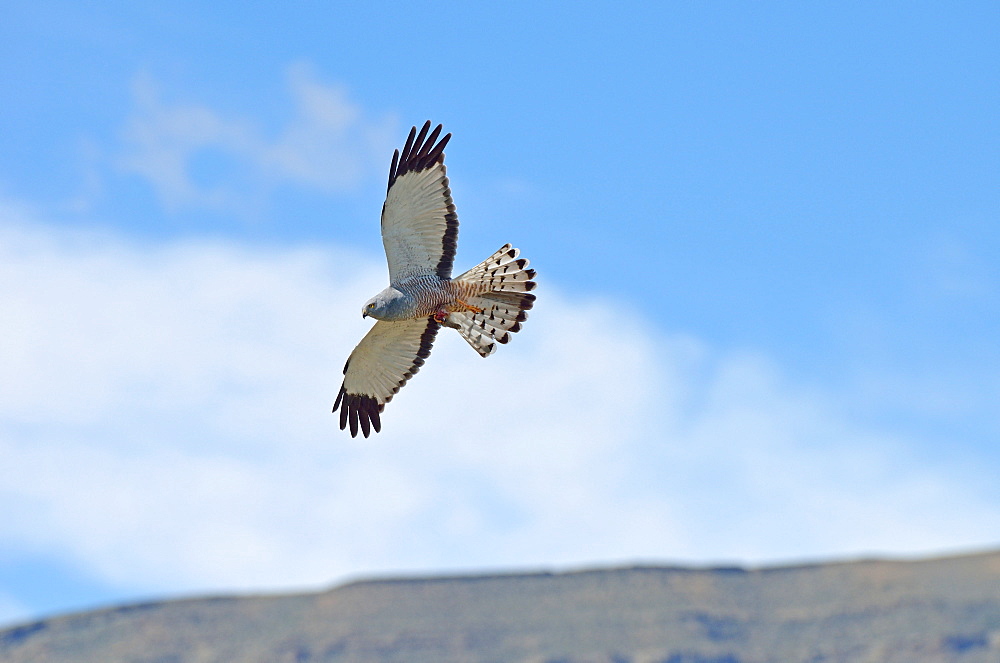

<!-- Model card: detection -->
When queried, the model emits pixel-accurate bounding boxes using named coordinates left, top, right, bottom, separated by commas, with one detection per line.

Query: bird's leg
left=432, top=299, right=483, bottom=324
left=455, top=299, right=484, bottom=314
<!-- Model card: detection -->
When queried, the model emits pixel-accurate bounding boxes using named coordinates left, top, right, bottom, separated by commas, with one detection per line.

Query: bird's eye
left=368, top=303, right=375, bottom=308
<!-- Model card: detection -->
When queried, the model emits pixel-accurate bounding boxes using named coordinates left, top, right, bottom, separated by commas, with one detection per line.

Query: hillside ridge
left=3, top=548, right=999, bottom=662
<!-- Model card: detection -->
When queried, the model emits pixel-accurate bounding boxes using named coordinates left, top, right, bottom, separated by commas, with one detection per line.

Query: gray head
left=361, top=287, right=414, bottom=321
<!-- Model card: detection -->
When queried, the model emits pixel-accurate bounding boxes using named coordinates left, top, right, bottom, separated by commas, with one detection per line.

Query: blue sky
left=2, top=1, right=999, bottom=626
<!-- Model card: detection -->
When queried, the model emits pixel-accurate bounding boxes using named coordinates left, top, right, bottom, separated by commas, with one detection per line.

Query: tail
left=446, top=244, right=537, bottom=357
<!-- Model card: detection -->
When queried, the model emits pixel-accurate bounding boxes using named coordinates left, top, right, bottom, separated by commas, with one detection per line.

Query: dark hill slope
left=2, top=550, right=999, bottom=662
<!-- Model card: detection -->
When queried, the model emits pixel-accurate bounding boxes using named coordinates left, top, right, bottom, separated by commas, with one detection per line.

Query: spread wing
left=332, top=317, right=440, bottom=438
left=381, top=121, right=459, bottom=282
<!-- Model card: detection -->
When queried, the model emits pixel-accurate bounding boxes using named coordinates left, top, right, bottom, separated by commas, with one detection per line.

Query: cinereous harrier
left=333, top=122, right=537, bottom=437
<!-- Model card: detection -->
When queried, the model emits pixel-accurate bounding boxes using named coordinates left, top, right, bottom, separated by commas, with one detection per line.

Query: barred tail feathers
left=442, top=311, right=499, bottom=357
left=455, top=244, right=537, bottom=294
left=449, top=244, right=536, bottom=356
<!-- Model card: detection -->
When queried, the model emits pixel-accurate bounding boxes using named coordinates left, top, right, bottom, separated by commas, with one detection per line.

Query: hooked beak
left=362, top=310, right=368, bottom=319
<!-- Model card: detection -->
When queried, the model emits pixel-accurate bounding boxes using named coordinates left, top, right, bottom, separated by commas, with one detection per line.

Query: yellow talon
left=455, top=299, right=483, bottom=314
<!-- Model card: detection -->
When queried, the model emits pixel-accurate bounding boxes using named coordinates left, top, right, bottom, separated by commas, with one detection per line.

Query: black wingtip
left=400, top=125, right=417, bottom=162
left=424, top=131, right=451, bottom=165
left=348, top=404, right=359, bottom=438
left=412, top=121, right=431, bottom=155
left=387, top=149, right=400, bottom=194
left=387, top=122, right=451, bottom=190
left=333, top=388, right=388, bottom=439
left=338, top=395, right=349, bottom=431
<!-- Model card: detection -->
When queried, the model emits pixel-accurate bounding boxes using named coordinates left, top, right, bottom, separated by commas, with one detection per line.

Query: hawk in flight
left=332, top=121, right=537, bottom=437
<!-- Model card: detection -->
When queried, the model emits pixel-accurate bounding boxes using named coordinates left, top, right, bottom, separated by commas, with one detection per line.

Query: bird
left=332, top=121, right=537, bottom=438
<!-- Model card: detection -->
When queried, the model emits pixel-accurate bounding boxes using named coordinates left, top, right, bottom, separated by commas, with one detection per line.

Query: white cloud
left=2, top=202, right=999, bottom=611
left=117, top=64, right=396, bottom=213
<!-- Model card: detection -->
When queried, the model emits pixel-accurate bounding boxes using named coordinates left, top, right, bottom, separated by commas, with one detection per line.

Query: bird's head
left=362, top=288, right=411, bottom=321
left=361, top=296, right=380, bottom=319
